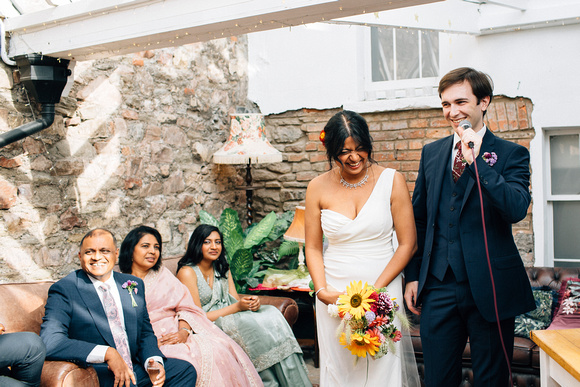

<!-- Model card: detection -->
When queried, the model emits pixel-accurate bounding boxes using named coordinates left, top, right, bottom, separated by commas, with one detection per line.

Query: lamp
left=213, top=113, right=282, bottom=225
left=284, top=206, right=306, bottom=268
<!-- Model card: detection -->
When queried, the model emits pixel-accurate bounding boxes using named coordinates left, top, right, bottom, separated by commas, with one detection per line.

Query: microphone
left=459, top=120, right=475, bottom=149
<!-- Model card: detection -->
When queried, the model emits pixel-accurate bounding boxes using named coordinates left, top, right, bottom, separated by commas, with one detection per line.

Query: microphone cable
left=469, top=143, right=513, bottom=386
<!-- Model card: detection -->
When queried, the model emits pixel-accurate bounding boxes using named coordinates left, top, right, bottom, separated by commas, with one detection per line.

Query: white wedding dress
left=316, top=168, right=420, bottom=387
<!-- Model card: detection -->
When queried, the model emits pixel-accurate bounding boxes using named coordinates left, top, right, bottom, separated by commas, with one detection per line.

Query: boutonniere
left=122, top=280, right=138, bottom=307
left=482, top=152, right=498, bottom=166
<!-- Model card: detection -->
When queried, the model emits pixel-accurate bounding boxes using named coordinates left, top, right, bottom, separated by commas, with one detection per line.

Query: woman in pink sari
left=119, top=225, right=262, bottom=387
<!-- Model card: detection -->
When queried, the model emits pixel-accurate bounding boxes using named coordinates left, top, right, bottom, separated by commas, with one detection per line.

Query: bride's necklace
left=340, top=167, right=369, bottom=189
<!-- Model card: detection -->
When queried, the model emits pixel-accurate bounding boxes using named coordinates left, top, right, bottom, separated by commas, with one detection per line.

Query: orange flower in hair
left=319, top=129, right=326, bottom=145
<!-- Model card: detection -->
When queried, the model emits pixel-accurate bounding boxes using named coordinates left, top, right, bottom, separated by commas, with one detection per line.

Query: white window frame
left=543, top=127, right=580, bottom=267
left=363, top=26, right=440, bottom=101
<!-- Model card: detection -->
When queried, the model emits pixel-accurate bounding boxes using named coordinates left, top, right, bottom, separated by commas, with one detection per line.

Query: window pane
left=550, top=134, right=580, bottom=194
left=371, top=27, right=393, bottom=82
left=396, top=29, right=419, bottom=80
left=553, top=202, right=580, bottom=264
left=421, top=30, right=439, bottom=78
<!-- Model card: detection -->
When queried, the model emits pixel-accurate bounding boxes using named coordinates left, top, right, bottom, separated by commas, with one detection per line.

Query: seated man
left=0, top=323, right=45, bottom=387
left=40, top=228, right=197, bottom=386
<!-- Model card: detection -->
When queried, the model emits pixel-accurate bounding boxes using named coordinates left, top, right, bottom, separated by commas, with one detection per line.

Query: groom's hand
left=104, top=347, right=136, bottom=387
left=404, top=281, right=421, bottom=315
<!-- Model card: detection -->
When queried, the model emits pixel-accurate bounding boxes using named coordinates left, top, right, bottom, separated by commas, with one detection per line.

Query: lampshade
left=213, top=113, right=282, bottom=165
left=284, top=206, right=305, bottom=243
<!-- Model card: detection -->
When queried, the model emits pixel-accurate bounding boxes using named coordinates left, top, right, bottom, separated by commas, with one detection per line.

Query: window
left=546, top=129, right=580, bottom=267
left=365, top=27, right=439, bottom=100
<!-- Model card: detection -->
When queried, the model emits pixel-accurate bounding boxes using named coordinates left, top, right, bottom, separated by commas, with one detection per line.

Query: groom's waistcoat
left=429, top=158, right=468, bottom=282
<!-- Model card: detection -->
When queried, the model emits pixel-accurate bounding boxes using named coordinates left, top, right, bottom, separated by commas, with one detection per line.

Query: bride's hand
left=316, top=289, right=344, bottom=305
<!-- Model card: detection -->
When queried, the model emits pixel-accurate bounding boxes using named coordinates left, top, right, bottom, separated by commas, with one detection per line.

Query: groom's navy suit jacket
left=405, top=130, right=535, bottom=322
left=40, top=270, right=163, bottom=372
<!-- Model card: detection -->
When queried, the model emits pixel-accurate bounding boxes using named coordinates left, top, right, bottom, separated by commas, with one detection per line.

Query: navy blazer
left=406, top=130, right=535, bottom=322
left=41, top=270, right=163, bottom=368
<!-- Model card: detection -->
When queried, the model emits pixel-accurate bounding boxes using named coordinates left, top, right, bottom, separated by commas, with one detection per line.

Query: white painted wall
left=248, top=11, right=580, bottom=266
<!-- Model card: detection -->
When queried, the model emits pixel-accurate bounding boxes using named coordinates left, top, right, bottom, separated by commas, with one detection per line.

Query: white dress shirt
left=85, top=272, right=163, bottom=368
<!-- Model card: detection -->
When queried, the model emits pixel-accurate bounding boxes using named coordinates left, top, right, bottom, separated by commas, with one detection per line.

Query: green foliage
left=198, top=208, right=296, bottom=293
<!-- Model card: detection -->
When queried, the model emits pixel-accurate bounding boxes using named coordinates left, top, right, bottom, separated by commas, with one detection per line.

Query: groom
left=41, top=228, right=197, bottom=386
left=404, top=67, right=535, bottom=386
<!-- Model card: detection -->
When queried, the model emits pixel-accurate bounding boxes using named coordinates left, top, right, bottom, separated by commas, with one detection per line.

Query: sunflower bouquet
left=328, top=280, right=408, bottom=360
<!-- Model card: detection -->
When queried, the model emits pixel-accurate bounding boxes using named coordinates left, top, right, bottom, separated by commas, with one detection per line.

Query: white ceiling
left=2, top=0, right=579, bottom=62
left=1, top=0, right=441, bottom=61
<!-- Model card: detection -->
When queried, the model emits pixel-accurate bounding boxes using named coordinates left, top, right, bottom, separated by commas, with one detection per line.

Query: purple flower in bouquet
left=374, top=292, right=395, bottom=315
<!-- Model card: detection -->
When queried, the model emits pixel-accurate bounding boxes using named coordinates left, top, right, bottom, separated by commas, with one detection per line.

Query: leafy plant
left=199, top=208, right=297, bottom=293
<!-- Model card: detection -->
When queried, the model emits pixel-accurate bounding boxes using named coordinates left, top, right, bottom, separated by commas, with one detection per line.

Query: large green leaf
left=278, top=240, right=299, bottom=257
left=219, top=209, right=244, bottom=259
left=230, top=248, right=253, bottom=280
left=199, top=210, right=219, bottom=227
left=267, top=211, right=294, bottom=241
left=244, top=212, right=277, bottom=249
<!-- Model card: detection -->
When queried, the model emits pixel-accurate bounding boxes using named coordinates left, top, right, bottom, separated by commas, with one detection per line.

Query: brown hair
left=438, top=67, right=494, bottom=116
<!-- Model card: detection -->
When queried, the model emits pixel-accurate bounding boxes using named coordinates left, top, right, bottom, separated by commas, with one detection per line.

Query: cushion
left=514, top=289, right=554, bottom=338
left=547, top=277, right=580, bottom=330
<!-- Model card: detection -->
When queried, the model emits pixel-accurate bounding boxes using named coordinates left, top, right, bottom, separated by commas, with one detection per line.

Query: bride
left=304, top=110, right=421, bottom=386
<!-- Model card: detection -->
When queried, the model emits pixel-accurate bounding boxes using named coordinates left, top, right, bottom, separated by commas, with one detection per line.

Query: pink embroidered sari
left=144, top=267, right=262, bottom=387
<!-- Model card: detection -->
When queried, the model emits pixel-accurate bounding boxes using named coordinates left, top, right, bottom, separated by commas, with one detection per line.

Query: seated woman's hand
left=242, top=296, right=260, bottom=312
left=157, top=330, right=189, bottom=346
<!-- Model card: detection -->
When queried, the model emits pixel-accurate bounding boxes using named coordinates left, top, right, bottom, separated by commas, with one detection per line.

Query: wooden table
left=531, top=328, right=580, bottom=386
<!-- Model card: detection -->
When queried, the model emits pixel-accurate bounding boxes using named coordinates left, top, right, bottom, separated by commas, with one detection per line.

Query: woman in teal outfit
left=176, top=224, right=312, bottom=387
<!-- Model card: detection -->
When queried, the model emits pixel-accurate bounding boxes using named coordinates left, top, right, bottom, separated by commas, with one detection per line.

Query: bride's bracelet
left=314, top=287, right=326, bottom=297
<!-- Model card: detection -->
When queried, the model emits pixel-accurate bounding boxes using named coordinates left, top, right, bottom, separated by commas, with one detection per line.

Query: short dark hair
left=118, top=226, right=163, bottom=274
left=177, top=224, right=229, bottom=278
left=323, top=110, right=375, bottom=169
left=80, top=228, right=117, bottom=248
left=438, top=67, right=494, bottom=116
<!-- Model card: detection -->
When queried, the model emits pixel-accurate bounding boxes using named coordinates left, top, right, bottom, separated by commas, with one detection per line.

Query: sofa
left=409, top=266, right=580, bottom=387
left=0, top=257, right=298, bottom=387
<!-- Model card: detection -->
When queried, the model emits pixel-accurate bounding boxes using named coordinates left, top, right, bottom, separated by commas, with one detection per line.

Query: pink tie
left=100, top=284, right=133, bottom=370
left=452, top=141, right=466, bottom=182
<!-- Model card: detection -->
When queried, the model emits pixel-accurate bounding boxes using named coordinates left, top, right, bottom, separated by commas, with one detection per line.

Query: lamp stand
left=245, top=161, right=254, bottom=226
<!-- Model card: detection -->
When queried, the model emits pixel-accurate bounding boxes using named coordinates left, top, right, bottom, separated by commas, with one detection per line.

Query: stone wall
left=0, top=37, right=256, bottom=282
left=258, top=98, right=535, bottom=266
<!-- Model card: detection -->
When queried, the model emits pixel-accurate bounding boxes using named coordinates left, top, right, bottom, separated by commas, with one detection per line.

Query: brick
left=304, top=123, right=325, bottom=133
left=309, top=154, right=326, bottom=163
left=408, top=119, right=429, bottom=128
left=305, top=142, right=318, bottom=151
left=429, top=118, right=450, bottom=128
left=506, top=102, right=518, bottom=130
left=401, top=129, right=426, bottom=139
left=400, top=161, right=420, bottom=171
left=184, top=88, right=195, bottom=95
left=132, top=58, right=144, bottom=66
left=287, top=153, right=308, bottom=162
left=383, top=120, right=408, bottom=130
left=517, top=99, right=530, bottom=129
left=426, top=129, right=449, bottom=139
left=409, top=140, right=423, bottom=149
left=296, top=171, right=318, bottom=181
left=394, top=150, right=422, bottom=161
left=395, top=142, right=409, bottom=150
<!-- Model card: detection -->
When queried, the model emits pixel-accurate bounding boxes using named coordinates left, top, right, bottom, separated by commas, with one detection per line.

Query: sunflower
left=340, top=332, right=381, bottom=358
left=338, top=281, right=375, bottom=320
